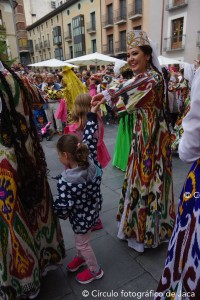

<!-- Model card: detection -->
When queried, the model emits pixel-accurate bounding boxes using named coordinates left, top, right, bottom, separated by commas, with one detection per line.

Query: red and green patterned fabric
left=110, top=69, right=175, bottom=250
left=0, top=70, right=65, bottom=299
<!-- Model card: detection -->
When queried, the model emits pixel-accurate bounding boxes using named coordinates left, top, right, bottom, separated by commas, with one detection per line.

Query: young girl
left=64, top=93, right=111, bottom=169
left=64, top=94, right=111, bottom=231
left=53, top=100, right=104, bottom=284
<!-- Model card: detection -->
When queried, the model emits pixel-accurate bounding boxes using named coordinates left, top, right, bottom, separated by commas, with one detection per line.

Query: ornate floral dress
left=0, top=68, right=65, bottom=299
left=156, top=159, right=200, bottom=299
left=108, top=69, right=175, bottom=252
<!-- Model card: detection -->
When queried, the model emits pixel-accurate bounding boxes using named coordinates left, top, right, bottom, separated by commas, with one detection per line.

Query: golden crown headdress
left=127, top=30, right=150, bottom=49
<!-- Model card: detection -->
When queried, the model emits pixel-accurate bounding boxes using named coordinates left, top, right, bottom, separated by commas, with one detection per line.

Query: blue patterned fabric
left=156, top=159, right=200, bottom=299
left=53, top=113, right=103, bottom=233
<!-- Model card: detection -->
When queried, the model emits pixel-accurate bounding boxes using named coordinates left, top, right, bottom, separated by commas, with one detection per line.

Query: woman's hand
left=91, top=98, right=106, bottom=113
left=91, top=93, right=104, bottom=106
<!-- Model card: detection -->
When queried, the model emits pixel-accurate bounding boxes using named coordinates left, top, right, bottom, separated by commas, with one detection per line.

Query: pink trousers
left=74, top=231, right=98, bottom=272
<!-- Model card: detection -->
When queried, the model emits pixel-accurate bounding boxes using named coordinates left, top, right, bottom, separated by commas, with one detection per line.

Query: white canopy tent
left=158, top=56, right=183, bottom=66
left=28, top=58, right=78, bottom=68
left=65, top=52, right=118, bottom=67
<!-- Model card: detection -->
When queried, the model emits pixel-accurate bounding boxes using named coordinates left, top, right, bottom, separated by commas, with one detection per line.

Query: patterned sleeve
left=83, top=112, right=98, bottom=162
left=53, top=176, right=75, bottom=219
left=108, top=72, right=161, bottom=115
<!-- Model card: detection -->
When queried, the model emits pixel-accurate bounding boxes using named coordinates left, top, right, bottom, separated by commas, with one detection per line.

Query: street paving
left=36, top=124, right=190, bottom=300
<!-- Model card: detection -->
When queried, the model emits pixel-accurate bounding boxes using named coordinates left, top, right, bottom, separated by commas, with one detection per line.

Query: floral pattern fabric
left=156, top=159, right=200, bottom=299
left=0, top=70, right=65, bottom=299
left=109, top=69, right=175, bottom=250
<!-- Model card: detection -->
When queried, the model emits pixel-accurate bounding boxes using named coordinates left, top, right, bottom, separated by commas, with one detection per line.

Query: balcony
left=102, top=15, right=114, bottom=29
left=197, top=31, right=200, bottom=47
left=164, top=35, right=186, bottom=52
left=114, top=9, right=127, bottom=25
left=87, top=22, right=96, bottom=34
left=102, top=45, right=114, bottom=55
left=166, top=0, right=188, bottom=11
left=53, top=36, right=62, bottom=45
left=64, top=31, right=72, bottom=42
left=128, top=3, right=142, bottom=20
left=44, top=40, right=50, bottom=48
left=115, top=41, right=126, bottom=54
left=19, top=45, right=29, bottom=52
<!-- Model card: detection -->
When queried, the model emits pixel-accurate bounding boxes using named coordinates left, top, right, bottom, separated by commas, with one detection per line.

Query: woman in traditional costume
left=0, top=62, right=65, bottom=299
left=155, top=66, right=200, bottom=300
left=92, top=30, right=175, bottom=252
left=112, top=64, right=134, bottom=171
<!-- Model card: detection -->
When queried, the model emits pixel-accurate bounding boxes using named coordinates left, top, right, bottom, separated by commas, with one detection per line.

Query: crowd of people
left=0, top=30, right=200, bottom=299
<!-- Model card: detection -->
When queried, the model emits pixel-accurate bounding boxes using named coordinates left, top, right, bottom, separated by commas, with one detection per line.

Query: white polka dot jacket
left=53, top=112, right=103, bottom=234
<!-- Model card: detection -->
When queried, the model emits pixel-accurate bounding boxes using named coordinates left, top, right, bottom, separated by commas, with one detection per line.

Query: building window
left=108, top=34, right=113, bottom=53
left=41, top=24, right=43, bottom=30
left=69, top=45, right=73, bottom=58
left=72, top=15, right=85, bottom=57
left=171, top=17, right=184, bottom=49
left=57, top=15, right=59, bottom=22
left=90, top=12, right=96, bottom=30
left=67, top=10, right=70, bottom=15
left=107, top=4, right=113, bottom=24
left=33, top=29, right=35, bottom=34
left=78, top=3, right=81, bottom=9
left=49, top=52, right=51, bottom=59
left=134, top=25, right=142, bottom=30
left=120, top=30, right=126, bottom=51
left=51, top=18, right=53, bottom=25
left=46, top=21, right=48, bottom=28
left=55, top=47, right=63, bottom=60
left=120, top=0, right=126, bottom=18
left=91, top=39, right=96, bottom=53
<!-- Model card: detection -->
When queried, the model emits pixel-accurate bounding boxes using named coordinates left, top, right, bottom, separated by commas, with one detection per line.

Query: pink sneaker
left=91, top=218, right=103, bottom=232
left=66, top=256, right=86, bottom=272
left=76, top=268, right=104, bottom=284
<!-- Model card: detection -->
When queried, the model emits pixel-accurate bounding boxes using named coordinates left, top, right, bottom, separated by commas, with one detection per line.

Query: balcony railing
left=114, top=9, right=127, bottom=25
left=74, top=51, right=86, bottom=58
left=19, top=45, right=29, bottom=52
left=128, top=3, right=142, bottom=20
left=87, top=22, right=96, bottom=34
left=102, top=14, right=114, bottom=28
left=197, top=31, right=200, bottom=47
left=53, top=36, right=62, bottom=45
left=44, top=40, right=50, bottom=48
left=64, top=31, right=72, bottom=41
left=115, top=41, right=126, bottom=54
left=102, top=45, right=114, bottom=55
left=166, top=0, right=188, bottom=11
left=164, top=35, right=186, bottom=51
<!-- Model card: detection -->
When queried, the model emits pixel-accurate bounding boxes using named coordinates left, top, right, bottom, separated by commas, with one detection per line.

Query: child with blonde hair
left=64, top=93, right=111, bottom=168
left=64, top=93, right=110, bottom=231
left=53, top=100, right=104, bottom=284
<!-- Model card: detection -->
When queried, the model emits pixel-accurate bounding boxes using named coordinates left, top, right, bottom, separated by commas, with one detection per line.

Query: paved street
left=36, top=124, right=190, bottom=300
